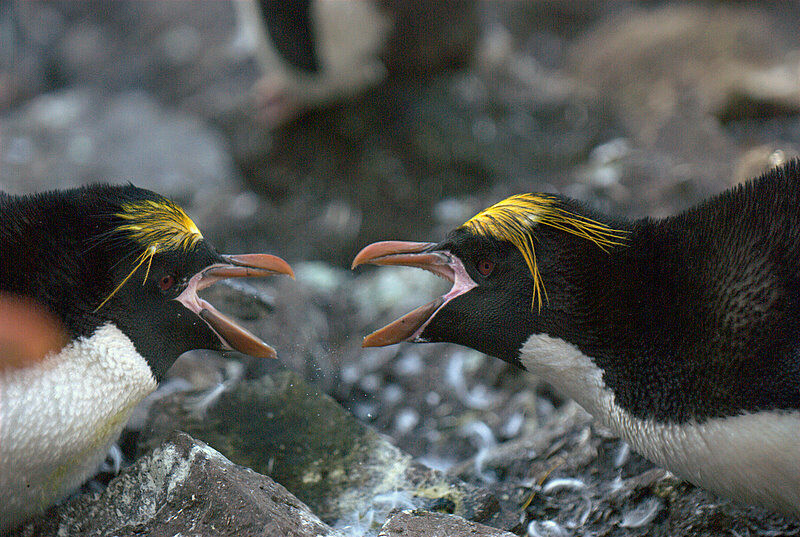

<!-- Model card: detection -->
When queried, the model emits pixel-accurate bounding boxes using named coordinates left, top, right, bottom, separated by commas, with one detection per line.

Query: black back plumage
left=424, top=159, right=800, bottom=424
left=1, top=185, right=122, bottom=337
left=581, top=159, right=800, bottom=423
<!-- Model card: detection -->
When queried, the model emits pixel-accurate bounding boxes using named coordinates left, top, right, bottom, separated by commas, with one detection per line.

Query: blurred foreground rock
left=12, top=432, right=343, bottom=537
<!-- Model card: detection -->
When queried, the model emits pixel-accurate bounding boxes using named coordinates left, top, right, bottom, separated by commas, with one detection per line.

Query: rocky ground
left=3, top=1, right=800, bottom=536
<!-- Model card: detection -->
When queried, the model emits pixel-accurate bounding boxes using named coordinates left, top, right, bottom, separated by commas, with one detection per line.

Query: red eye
left=477, top=259, right=494, bottom=276
left=159, top=275, right=175, bottom=291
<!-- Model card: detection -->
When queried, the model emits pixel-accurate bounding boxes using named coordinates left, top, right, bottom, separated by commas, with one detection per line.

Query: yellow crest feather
left=462, top=194, right=627, bottom=311
left=94, top=198, right=203, bottom=312
left=115, top=199, right=203, bottom=253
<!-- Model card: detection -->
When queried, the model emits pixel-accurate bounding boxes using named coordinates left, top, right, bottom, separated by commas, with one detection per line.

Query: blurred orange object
left=0, top=294, right=69, bottom=371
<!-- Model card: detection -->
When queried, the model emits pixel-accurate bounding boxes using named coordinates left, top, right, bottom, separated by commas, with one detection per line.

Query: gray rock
left=5, top=0, right=253, bottom=119
left=378, top=510, right=517, bottom=537
left=0, top=2, right=59, bottom=112
left=569, top=4, right=800, bottom=140
left=0, top=88, right=291, bottom=255
left=1, top=89, right=237, bottom=197
left=138, top=370, right=511, bottom=535
left=12, top=431, right=343, bottom=537
left=567, top=4, right=800, bottom=203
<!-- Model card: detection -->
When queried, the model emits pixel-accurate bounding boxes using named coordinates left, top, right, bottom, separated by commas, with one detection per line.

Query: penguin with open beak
left=0, top=184, right=293, bottom=530
left=352, top=159, right=800, bottom=515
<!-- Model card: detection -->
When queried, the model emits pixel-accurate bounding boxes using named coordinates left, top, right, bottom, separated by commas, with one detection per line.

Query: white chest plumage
left=0, top=324, right=156, bottom=530
left=520, top=334, right=800, bottom=515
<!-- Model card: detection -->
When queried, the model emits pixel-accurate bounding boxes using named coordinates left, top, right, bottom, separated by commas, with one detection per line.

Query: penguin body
left=352, top=159, right=800, bottom=515
left=1, top=325, right=156, bottom=526
left=0, top=184, right=293, bottom=529
left=235, top=0, right=478, bottom=125
left=236, top=0, right=391, bottom=124
left=522, top=334, right=800, bottom=514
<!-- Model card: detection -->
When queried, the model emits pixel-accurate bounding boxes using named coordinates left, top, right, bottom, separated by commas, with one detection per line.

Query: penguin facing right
left=0, top=183, right=294, bottom=530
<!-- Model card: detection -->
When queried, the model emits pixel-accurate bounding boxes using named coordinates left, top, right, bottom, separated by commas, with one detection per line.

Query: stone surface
left=1, top=89, right=236, bottom=196
left=12, top=432, right=343, bottom=537
left=3, top=0, right=252, bottom=118
left=0, top=88, right=293, bottom=257
left=378, top=510, right=517, bottom=537
left=567, top=3, right=800, bottom=208
left=570, top=4, right=800, bottom=141
left=138, top=370, right=511, bottom=535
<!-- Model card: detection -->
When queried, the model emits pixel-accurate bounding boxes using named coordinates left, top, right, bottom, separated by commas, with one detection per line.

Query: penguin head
left=352, top=194, right=628, bottom=367
left=2, top=184, right=294, bottom=380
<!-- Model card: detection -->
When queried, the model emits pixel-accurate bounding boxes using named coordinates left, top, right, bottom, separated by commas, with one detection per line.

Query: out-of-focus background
left=4, top=1, right=800, bottom=536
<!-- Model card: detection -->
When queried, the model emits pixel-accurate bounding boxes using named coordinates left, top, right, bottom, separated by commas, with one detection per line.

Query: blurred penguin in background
left=235, top=0, right=479, bottom=125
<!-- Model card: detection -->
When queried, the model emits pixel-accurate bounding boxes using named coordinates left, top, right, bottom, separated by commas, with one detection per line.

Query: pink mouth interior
left=407, top=253, right=477, bottom=341
left=362, top=251, right=478, bottom=347
left=176, top=267, right=219, bottom=315
left=176, top=265, right=264, bottom=353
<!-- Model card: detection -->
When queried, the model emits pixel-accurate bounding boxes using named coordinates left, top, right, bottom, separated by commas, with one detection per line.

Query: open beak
left=177, top=253, right=294, bottom=359
left=351, top=241, right=476, bottom=347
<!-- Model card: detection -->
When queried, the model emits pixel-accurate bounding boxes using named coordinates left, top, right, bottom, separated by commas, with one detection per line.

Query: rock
left=569, top=142, right=719, bottom=219
left=18, top=0, right=253, bottom=120
left=568, top=4, right=800, bottom=201
left=194, top=268, right=539, bottom=489
left=570, top=4, right=800, bottom=141
left=378, top=510, right=517, bottom=537
left=12, top=431, right=343, bottom=537
left=196, top=275, right=348, bottom=388
left=448, top=400, right=800, bottom=537
left=138, top=370, right=512, bottom=534
left=0, top=88, right=292, bottom=255
left=713, top=54, right=800, bottom=124
left=0, top=2, right=61, bottom=112
left=1, top=89, right=236, bottom=197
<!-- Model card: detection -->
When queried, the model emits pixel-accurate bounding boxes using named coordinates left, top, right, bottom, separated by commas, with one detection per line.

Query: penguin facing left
left=0, top=184, right=294, bottom=530
left=352, top=159, right=800, bottom=515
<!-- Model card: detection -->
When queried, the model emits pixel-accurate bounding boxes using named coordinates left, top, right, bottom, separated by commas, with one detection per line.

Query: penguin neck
left=34, top=323, right=157, bottom=401
left=529, top=187, right=800, bottom=423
